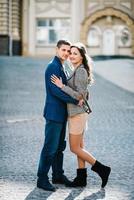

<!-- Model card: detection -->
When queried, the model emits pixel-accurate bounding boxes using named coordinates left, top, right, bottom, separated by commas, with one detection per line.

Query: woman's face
left=69, top=47, right=83, bottom=66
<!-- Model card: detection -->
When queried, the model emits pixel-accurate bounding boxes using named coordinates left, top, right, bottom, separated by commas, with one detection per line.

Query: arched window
left=87, top=26, right=101, bottom=47
left=117, top=26, right=131, bottom=47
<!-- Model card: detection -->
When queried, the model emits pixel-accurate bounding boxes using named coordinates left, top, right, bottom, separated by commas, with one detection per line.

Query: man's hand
left=78, top=99, right=84, bottom=107
left=51, top=74, right=64, bottom=88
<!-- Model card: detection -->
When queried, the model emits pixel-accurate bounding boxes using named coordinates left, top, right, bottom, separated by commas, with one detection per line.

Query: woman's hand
left=51, top=74, right=64, bottom=88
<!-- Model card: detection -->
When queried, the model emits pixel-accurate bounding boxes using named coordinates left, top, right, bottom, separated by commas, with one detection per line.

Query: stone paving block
left=0, top=57, right=134, bottom=199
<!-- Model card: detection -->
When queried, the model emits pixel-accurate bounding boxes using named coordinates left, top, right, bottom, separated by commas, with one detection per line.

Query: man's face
left=56, top=44, right=71, bottom=62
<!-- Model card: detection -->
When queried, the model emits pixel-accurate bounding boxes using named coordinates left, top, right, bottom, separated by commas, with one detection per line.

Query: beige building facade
left=0, top=0, right=134, bottom=56
left=0, top=0, right=22, bottom=55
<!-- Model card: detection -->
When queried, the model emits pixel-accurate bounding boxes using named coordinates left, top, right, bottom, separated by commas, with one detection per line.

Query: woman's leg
left=77, top=134, right=85, bottom=168
left=69, top=133, right=111, bottom=188
left=65, top=133, right=87, bottom=187
left=67, top=114, right=111, bottom=188
left=69, top=134, right=96, bottom=166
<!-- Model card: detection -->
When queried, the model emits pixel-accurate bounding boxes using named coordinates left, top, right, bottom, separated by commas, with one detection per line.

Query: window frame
left=36, top=18, right=71, bottom=46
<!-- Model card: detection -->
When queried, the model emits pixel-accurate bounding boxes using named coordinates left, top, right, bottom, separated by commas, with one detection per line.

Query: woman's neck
left=73, top=62, right=82, bottom=69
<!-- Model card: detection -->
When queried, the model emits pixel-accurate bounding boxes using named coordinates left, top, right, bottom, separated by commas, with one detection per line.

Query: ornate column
left=28, top=0, right=35, bottom=55
left=22, top=0, right=29, bottom=56
left=71, top=0, right=81, bottom=42
left=130, top=24, right=134, bottom=55
left=0, top=0, right=9, bottom=55
left=12, top=0, right=22, bottom=55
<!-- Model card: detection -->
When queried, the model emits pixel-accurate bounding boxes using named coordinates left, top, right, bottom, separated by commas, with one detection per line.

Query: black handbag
left=82, top=99, right=92, bottom=114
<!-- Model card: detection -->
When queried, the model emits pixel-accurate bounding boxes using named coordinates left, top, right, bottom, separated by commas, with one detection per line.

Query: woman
left=51, top=42, right=111, bottom=188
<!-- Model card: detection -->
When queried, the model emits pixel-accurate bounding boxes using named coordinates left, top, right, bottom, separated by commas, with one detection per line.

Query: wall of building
left=0, top=0, right=9, bottom=55
left=22, top=0, right=83, bottom=57
left=81, top=0, right=134, bottom=56
left=0, top=0, right=22, bottom=55
left=0, top=0, right=134, bottom=56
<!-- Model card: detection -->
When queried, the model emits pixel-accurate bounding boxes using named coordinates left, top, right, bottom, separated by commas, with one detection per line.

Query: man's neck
left=56, top=55, right=64, bottom=64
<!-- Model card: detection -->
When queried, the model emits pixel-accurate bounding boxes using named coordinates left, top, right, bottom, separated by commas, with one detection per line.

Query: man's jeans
left=37, top=120, right=66, bottom=180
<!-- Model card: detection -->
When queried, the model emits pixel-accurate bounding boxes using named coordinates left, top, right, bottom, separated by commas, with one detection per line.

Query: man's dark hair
left=56, top=39, right=71, bottom=48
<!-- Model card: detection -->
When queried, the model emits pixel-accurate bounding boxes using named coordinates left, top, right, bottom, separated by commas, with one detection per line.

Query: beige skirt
left=68, top=113, right=88, bottom=135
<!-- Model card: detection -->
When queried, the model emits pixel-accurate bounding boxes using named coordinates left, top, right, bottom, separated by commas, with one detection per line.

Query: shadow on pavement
left=24, top=187, right=105, bottom=200
left=83, top=188, right=105, bottom=200
left=65, top=187, right=85, bottom=200
left=25, top=187, right=53, bottom=200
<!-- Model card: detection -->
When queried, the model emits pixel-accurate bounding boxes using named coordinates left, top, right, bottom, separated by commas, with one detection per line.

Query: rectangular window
left=36, top=18, right=71, bottom=45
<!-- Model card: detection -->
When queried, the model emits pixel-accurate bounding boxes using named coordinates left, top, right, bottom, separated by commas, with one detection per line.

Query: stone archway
left=80, top=7, right=134, bottom=55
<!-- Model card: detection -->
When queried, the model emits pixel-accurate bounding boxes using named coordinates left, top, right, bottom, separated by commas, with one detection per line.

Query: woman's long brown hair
left=71, top=43, right=93, bottom=84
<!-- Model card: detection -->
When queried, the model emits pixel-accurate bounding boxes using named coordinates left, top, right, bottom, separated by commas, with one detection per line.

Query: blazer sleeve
left=61, top=68, right=88, bottom=100
left=46, top=65, right=78, bottom=104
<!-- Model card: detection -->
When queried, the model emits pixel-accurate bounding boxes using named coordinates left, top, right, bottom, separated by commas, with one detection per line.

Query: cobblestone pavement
left=93, top=59, right=134, bottom=93
left=0, top=57, right=134, bottom=200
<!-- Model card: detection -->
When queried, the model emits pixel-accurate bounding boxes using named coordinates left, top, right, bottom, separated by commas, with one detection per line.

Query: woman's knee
left=69, top=134, right=82, bottom=153
left=70, top=145, right=79, bottom=154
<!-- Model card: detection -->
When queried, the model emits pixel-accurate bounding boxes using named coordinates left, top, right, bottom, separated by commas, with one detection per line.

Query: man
left=37, top=40, right=78, bottom=192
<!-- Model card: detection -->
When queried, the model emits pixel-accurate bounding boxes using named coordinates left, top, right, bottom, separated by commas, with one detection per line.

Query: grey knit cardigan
left=62, top=64, right=89, bottom=117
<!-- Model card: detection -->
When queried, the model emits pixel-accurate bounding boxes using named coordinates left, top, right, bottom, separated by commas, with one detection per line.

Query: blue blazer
left=43, top=56, right=78, bottom=123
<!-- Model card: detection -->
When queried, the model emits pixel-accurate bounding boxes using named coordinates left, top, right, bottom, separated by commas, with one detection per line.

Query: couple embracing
left=37, top=40, right=111, bottom=192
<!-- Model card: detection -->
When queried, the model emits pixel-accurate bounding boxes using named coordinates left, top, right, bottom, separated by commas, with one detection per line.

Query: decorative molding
left=35, top=0, right=71, bottom=16
left=120, top=2, right=131, bottom=9
left=0, top=1, right=8, bottom=34
left=104, top=1, right=115, bottom=5
left=80, top=7, right=134, bottom=55
left=85, top=0, right=100, bottom=16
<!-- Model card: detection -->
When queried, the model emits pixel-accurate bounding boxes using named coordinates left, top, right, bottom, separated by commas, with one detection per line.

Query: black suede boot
left=66, top=168, right=87, bottom=187
left=91, top=160, right=111, bottom=188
